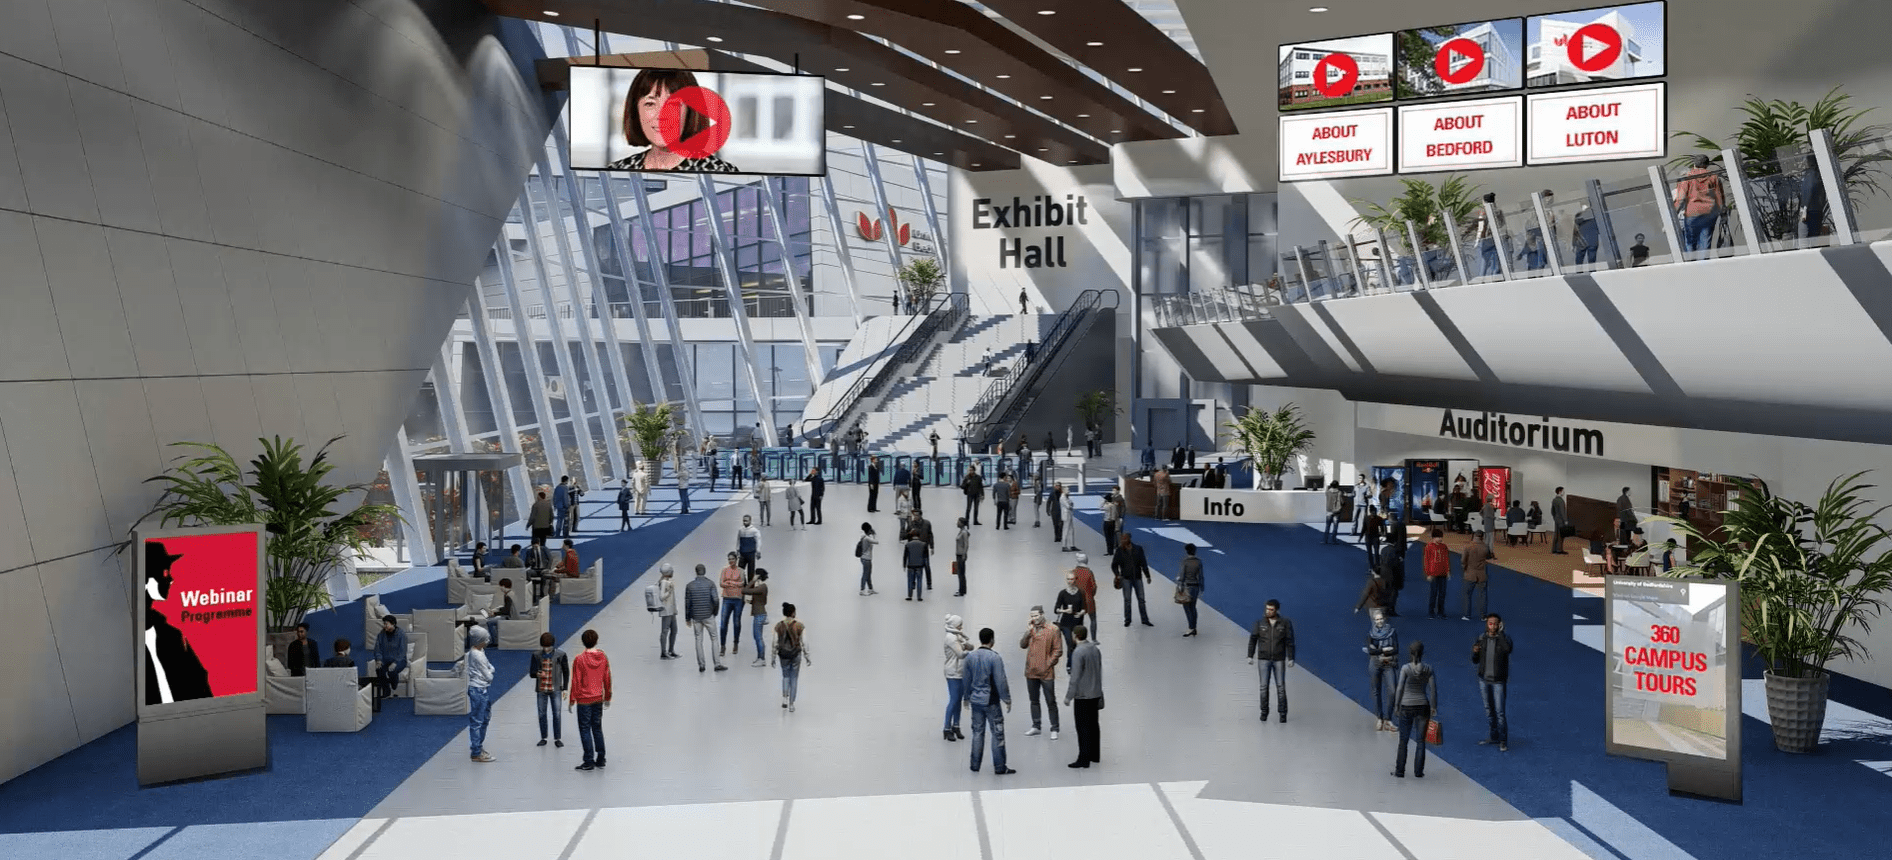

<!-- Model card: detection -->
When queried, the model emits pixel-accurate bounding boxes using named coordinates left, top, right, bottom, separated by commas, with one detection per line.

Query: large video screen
left=1278, top=34, right=1395, bottom=112
left=1396, top=18, right=1525, bottom=99
left=138, top=529, right=263, bottom=713
left=568, top=66, right=827, bottom=176
left=1526, top=2, right=1665, bottom=86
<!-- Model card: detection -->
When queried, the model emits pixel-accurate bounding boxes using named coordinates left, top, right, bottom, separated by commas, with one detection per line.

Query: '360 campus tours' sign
left=971, top=194, right=1091, bottom=269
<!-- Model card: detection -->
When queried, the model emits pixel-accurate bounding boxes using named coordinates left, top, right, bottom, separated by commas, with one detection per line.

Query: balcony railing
left=1147, top=285, right=1279, bottom=327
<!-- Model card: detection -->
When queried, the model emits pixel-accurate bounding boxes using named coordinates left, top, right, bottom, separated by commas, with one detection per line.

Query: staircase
left=855, top=312, right=1054, bottom=452
left=963, top=289, right=1121, bottom=451
left=800, top=294, right=967, bottom=445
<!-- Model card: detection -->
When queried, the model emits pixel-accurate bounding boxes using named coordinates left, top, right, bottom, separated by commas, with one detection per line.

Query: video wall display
left=1526, top=2, right=1666, bottom=86
left=1278, top=34, right=1395, bottom=112
left=1396, top=19, right=1526, bottom=100
left=138, top=529, right=264, bottom=715
left=567, top=66, right=827, bottom=176
left=1275, top=2, right=1666, bottom=182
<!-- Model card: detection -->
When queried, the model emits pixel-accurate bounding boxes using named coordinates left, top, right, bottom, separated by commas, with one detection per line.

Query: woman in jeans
left=942, top=614, right=972, bottom=741
left=1392, top=640, right=1438, bottom=779
left=770, top=603, right=810, bottom=712
left=1179, top=543, right=1205, bottom=636
left=857, top=522, right=878, bottom=596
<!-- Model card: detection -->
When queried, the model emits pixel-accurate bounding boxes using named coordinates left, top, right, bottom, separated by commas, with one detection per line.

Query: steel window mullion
left=492, top=215, right=567, bottom=490
left=466, top=283, right=533, bottom=524
left=627, top=177, right=711, bottom=442
left=595, top=175, right=674, bottom=405
left=696, top=174, right=779, bottom=445
left=518, top=181, right=604, bottom=490
left=761, top=176, right=828, bottom=401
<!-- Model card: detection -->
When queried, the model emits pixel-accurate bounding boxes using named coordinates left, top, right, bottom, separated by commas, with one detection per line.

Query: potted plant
left=619, top=402, right=679, bottom=488
left=131, top=436, right=401, bottom=641
left=1074, top=390, right=1121, bottom=437
left=1351, top=174, right=1485, bottom=256
left=897, top=256, right=946, bottom=311
left=1224, top=403, right=1317, bottom=491
left=1655, top=473, right=1892, bottom=753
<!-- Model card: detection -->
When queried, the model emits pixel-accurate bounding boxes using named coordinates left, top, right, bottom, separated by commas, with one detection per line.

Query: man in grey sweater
left=684, top=564, right=726, bottom=672
left=1064, top=626, right=1104, bottom=768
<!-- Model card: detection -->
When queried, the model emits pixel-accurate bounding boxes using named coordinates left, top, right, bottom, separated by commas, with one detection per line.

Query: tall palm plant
left=1352, top=175, right=1483, bottom=251
left=133, top=436, right=400, bottom=631
left=1224, top=404, right=1317, bottom=490
left=1074, top=390, right=1120, bottom=432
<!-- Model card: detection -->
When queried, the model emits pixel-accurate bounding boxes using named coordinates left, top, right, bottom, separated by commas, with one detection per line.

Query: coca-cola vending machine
left=1477, top=466, right=1514, bottom=512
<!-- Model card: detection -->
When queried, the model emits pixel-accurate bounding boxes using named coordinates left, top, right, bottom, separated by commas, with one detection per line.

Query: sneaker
left=1499, top=743, right=1508, bottom=752
left=1461, top=616, right=1472, bottom=621
left=715, top=664, right=728, bottom=672
left=537, top=739, right=547, bottom=747
left=868, top=590, right=878, bottom=595
left=752, top=658, right=766, bottom=667
left=473, top=752, right=496, bottom=763
left=1050, top=730, right=1060, bottom=740
left=788, top=702, right=796, bottom=712
left=595, top=759, right=605, bottom=768
left=575, top=762, right=596, bottom=771
left=555, top=740, right=564, bottom=748
left=1024, top=727, right=1042, bottom=736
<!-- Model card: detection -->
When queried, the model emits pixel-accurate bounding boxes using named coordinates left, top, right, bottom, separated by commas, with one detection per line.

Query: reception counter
left=1119, top=476, right=1328, bottom=523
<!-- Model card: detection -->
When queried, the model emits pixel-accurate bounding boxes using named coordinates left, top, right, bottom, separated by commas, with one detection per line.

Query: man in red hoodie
left=569, top=629, right=612, bottom=772
left=1423, top=529, right=1451, bottom=619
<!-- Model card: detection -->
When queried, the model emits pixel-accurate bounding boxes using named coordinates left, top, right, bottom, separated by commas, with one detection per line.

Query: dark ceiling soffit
left=539, top=51, right=1021, bottom=170
left=492, top=0, right=1107, bottom=165
left=746, top=0, right=1177, bottom=143
left=973, top=0, right=1236, bottom=136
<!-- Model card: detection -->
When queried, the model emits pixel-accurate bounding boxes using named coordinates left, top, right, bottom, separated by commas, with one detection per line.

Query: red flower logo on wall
left=857, top=208, right=912, bottom=246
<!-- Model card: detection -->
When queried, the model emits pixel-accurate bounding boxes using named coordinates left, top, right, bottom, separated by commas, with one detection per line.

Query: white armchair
left=413, top=660, right=470, bottom=716
left=412, top=608, right=466, bottom=663
left=445, top=558, right=489, bottom=605
left=362, top=593, right=410, bottom=650
left=366, top=631, right=427, bottom=698
left=560, top=559, right=604, bottom=605
left=304, top=667, right=373, bottom=732
left=497, top=595, right=552, bottom=650
left=264, top=652, right=305, bottom=715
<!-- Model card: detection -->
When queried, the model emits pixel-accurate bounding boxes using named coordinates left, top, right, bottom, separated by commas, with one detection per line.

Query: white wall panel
left=105, top=228, right=199, bottom=378
left=217, top=248, right=291, bottom=376
left=45, top=0, right=129, bottom=93
left=0, top=381, right=112, bottom=559
left=38, top=551, right=135, bottom=745
left=140, top=376, right=213, bottom=468
left=103, top=0, right=185, bottom=112
left=251, top=374, right=310, bottom=446
left=132, top=100, right=215, bottom=242
left=0, top=566, right=79, bottom=782
left=0, top=76, right=27, bottom=212
left=39, top=218, right=140, bottom=379
left=1431, top=279, right=1648, bottom=393
left=0, top=0, right=61, bottom=71
left=291, top=373, right=347, bottom=448
left=197, top=375, right=265, bottom=466
left=0, top=54, right=100, bottom=224
left=74, top=379, right=163, bottom=540
left=1324, top=295, right=1480, bottom=382
left=165, top=238, right=248, bottom=376
left=0, top=406, right=37, bottom=564
left=0, top=210, right=68, bottom=381
left=156, top=0, right=230, bottom=127
left=190, top=122, right=264, bottom=250
left=67, top=79, right=163, bottom=234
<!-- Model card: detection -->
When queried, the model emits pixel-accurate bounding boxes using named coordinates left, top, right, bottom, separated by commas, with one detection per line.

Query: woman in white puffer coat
left=942, top=614, right=972, bottom=742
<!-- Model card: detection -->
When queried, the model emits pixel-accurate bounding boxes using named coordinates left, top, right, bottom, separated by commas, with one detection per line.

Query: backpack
left=644, top=584, right=662, bottom=612
left=855, top=537, right=867, bottom=558
left=775, top=621, right=803, bottom=661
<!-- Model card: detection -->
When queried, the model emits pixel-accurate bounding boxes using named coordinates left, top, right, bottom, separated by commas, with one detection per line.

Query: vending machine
left=1477, top=466, right=1515, bottom=512
left=1405, top=459, right=1446, bottom=519
left=1371, top=465, right=1408, bottom=524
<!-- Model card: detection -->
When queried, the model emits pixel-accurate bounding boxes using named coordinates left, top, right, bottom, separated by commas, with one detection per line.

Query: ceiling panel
left=494, top=0, right=1106, bottom=165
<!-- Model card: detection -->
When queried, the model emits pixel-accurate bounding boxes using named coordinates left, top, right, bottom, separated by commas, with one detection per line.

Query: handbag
left=1112, top=574, right=1123, bottom=590
left=1173, top=585, right=1191, bottom=604
left=1559, top=524, right=1577, bottom=538
left=1425, top=718, right=1444, bottom=745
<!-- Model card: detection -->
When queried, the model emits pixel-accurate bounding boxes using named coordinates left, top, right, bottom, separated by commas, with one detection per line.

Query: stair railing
left=963, top=290, right=1119, bottom=449
left=799, top=293, right=967, bottom=444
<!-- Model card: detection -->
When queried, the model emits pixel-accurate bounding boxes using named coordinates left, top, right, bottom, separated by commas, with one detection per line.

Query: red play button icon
left=656, top=85, right=733, bottom=160
left=1312, top=52, right=1359, bottom=99
left=1567, top=23, right=1622, bottom=74
left=1435, top=38, right=1485, bottom=86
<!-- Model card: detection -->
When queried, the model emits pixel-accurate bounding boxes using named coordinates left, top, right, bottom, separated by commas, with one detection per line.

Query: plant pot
left=639, top=458, right=662, bottom=488
left=265, top=630, right=299, bottom=663
left=1763, top=670, right=1830, bottom=754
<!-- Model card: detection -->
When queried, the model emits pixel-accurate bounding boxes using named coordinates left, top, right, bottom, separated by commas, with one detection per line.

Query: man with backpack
left=770, top=603, right=811, bottom=712
left=1323, top=480, right=1346, bottom=544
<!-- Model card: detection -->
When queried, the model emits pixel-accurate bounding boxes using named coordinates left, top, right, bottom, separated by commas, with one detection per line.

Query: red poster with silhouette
left=142, top=532, right=262, bottom=706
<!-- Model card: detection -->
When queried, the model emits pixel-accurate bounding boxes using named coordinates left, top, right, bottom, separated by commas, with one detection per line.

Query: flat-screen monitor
left=568, top=66, right=827, bottom=176
left=1526, top=2, right=1665, bottom=86
left=136, top=528, right=265, bottom=719
left=1278, top=34, right=1395, bottom=112
left=1396, top=18, right=1525, bottom=99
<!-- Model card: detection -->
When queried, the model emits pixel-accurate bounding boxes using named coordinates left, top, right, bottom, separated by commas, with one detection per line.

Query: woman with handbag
left=1176, top=543, right=1205, bottom=636
left=1392, top=640, right=1438, bottom=779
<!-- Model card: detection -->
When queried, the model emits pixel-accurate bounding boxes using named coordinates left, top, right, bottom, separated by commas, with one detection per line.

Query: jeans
left=969, top=701, right=1007, bottom=771
left=965, top=494, right=982, bottom=523
left=1369, top=658, right=1396, bottom=721
left=1052, top=515, right=1064, bottom=545
left=752, top=613, right=768, bottom=657
left=1573, top=244, right=1598, bottom=265
left=1155, top=493, right=1171, bottom=520
left=691, top=619, right=722, bottom=669
left=1059, top=622, right=1078, bottom=670
left=1182, top=584, right=1202, bottom=630
left=995, top=502, right=1011, bottom=529
left=906, top=566, right=925, bottom=599
left=1480, top=243, right=1500, bottom=276
left=1102, top=519, right=1116, bottom=553
left=1463, top=580, right=1488, bottom=619
left=758, top=500, right=771, bottom=525
left=1026, top=677, right=1060, bottom=731
left=1122, top=575, right=1149, bottom=624
left=536, top=690, right=562, bottom=740
left=619, top=507, right=630, bottom=530
left=659, top=615, right=677, bottom=655
left=1684, top=212, right=1719, bottom=253
left=1074, top=697, right=1101, bottom=763
left=790, top=510, right=803, bottom=527
left=1551, top=524, right=1565, bottom=553
left=809, top=495, right=823, bottom=524
left=576, top=702, right=604, bottom=765
left=719, top=597, right=745, bottom=650
left=739, top=551, right=756, bottom=578
left=467, top=684, right=492, bottom=756
left=1324, top=512, right=1343, bottom=542
left=679, top=485, right=690, bottom=514
left=1481, top=680, right=1508, bottom=744
left=1395, top=704, right=1429, bottom=776
left=944, top=677, right=965, bottom=731
left=1427, top=576, right=1448, bottom=616
left=1258, top=658, right=1288, bottom=716
left=781, top=658, right=801, bottom=704
left=859, top=558, right=874, bottom=591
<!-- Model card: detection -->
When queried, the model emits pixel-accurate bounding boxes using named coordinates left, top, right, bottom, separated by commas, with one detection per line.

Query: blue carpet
left=0, top=509, right=711, bottom=835
left=1082, top=511, right=1892, bottom=859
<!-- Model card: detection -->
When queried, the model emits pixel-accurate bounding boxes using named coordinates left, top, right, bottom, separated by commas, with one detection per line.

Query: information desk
left=1177, top=487, right=1328, bottom=523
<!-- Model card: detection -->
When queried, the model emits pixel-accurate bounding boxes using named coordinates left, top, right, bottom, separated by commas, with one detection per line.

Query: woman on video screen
left=608, top=69, right=740, bottom=173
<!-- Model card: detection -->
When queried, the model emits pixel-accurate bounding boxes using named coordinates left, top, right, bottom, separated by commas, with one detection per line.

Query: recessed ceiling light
left=944, top=49, right=961, bottom=54
left=543, top=10, right=559, bottom=16
left=1076, top=113, right=1090, bottom=118
left=972, top=162, right=981, bottom=167
left=996, top=74, right=1011, bottom=79
left=1004, top=134, right=1016, bottom=138
left=892, top=139, right=902, bottom=143
left=1039, top=147, right=1048, bottom=151
left=835, top=67, right=850, bottom=72
left=1309, top=6, right=1330, bottom=12
left=1110, top=129, right=1121, bottom=133
left=1038, top=9, right=1056, bottom=15
left=966, top=119, right=977, bottom=123
left=843, top=125, right=855, bottom=129
left=1040, top=95, right=1053, bottom=100
left=706, top=36, right=722, bottom=42
left=870, top=82, right=885, bottom=86
left=1068, top=159, right=1078, bottom=164
left=934, top=151, right=943, bottom=155
left=1127, top=67, right=1143, bottom=72
left=1087, top=41, right=1103, bottom=47
left=846, top=13, right=865, bottom=20
left=1191, top=108, right=1205, bottom=113
left=922, top=102, right=936, bottom=106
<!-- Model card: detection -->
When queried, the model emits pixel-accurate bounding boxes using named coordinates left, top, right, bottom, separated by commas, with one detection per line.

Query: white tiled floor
left=782, top=792, right=979, bottom=860
left=574, top=801, right=780, bottom=860
left=983, top=784, right=1190, bottom=860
